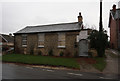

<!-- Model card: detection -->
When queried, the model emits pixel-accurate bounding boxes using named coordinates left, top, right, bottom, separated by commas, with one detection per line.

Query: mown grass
left=92, top=57, right=106, bottom=71
left=2, top=54, right=80, bottom=69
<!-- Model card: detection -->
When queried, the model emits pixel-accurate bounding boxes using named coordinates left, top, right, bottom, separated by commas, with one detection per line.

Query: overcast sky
left=0, top=0, right=119, bottom=36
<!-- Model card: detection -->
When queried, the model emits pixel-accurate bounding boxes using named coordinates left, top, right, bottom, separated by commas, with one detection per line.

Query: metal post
left=99, top=0, right=103, bottom=31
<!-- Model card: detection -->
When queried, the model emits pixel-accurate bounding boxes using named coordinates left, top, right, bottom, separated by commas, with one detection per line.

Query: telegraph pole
left=99, top=0, right=103, bottom=31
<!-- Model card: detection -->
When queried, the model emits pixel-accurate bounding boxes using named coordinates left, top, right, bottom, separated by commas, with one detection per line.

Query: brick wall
left=117, top=19, right=120, bottom=50
left=14, top=31, right=79, bottom=57
left=110, top=18, right=118, bottom=49
left=14, top=34, right=23, bottom=54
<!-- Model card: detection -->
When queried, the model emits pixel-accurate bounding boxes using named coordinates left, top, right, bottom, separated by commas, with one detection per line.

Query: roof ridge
left=26, top=22, right=78, bottom=28
left=1, top=34, right=14, bottom=38
left=116, top=8, right=120, bottom=10
left=110, top=8, right=120, bottom=11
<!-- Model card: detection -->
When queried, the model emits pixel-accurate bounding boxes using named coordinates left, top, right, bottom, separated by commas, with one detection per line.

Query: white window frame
left=58, top=33, right=65, bottom=48
left=22, top=34, right=27, bottom=47
left=38, top=33, right=44, bottom=47
left=76, top=35, right=79, bottom=42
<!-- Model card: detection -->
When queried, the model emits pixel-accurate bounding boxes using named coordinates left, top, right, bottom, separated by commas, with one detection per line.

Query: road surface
left=2, top=63, right=119, bottom=79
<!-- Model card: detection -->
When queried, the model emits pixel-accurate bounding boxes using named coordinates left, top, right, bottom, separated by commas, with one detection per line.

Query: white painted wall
left=76, top=30, right=89, bottom=42
left=79, top=31, right=89, bottom=40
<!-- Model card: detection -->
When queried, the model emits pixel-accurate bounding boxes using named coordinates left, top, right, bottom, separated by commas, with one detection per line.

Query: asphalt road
left=2, top=63, right=119, bottom=79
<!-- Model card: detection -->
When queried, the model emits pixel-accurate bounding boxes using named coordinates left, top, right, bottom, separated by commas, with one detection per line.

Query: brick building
left=108, top=5, right=120, bottom=50
left=14, top=13, right=91, bottom=57
left=118, top=1, right=120, bottom=8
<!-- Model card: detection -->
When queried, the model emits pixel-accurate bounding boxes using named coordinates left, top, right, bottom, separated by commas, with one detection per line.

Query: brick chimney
left=78, top=12, right=83, bottom=23
left=9, top=33, right=12, bottom=37
left=112, top=4, right=116, bottom=12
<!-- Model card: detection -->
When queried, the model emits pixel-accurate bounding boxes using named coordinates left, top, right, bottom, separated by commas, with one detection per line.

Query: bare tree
left=91, top=25, right=97, bottom=30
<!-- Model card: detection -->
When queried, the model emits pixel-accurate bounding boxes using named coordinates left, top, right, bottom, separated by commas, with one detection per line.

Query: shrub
left=88, top=49, right=98, bottom=58
left=48, top=49, right=53, bottom=56
left=15, top=46, right=20, bottom=54
left=30, top=45, right=34, bottom=55
left=30, top=50, right=33, bottom=55
left=38, top=50, right=42, bottom=55
left=118, top=49, right=120, bottom=52
left=88, top=52, right=93, bottom=58
left=65, top=50, right=70, bottom=57
left=2, top=46, right=9, bottom=51
left=60, top=51, right=64, bottom=56
left=88, top=30, right=108, bottom=57
left=74, top=51, right=78, bottom=57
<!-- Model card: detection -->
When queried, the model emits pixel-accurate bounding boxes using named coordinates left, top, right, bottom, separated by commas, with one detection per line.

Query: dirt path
left=76, top=58, right=101, bottom=73
left=102, top=49, right=119, bottom=74
left=79, top=60, right=101, bottom=73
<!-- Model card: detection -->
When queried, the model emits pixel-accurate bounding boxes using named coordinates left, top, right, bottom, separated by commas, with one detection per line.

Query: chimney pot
left=79, top=12, right=81, bottom=16
left=78, top=12, right=83, bottom=23
left=112, top=4, right=116, bottom=12
left=9, top=33, right=12, bottom=36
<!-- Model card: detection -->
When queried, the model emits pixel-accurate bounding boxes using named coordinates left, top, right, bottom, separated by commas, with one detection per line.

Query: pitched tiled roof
left=110, top=8, right=120, bottom=19
left=0, top=34, right=14, bottom=43
left=15, top=22, right=82, bottom=34
left=108, top=8, right=120, bottom=27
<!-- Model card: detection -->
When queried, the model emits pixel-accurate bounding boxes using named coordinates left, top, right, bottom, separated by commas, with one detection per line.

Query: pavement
left=110, top=49, right=120, bottom=56
left=103, top=49, right=119, bottom=75
left=103, top=53, right=118, bottom=74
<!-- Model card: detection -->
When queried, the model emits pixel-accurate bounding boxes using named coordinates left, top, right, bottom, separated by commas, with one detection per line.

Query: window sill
left=38, top=46, right=44, bottom=48
left=58, top=46, right=66, bottom=48
left=22, top=45, right=27, bottom=47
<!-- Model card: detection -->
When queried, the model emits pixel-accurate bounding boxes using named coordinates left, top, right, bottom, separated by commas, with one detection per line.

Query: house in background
left=14, top=13, right=92, bottom=57
left=118, top=1, right=120, bottom=8
left=0, top=34, right=14, bottom=51
left=108, top=4, right=120, bottom=50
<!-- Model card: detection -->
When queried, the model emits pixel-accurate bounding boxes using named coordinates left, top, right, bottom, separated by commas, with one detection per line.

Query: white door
left=79, top=39, right=88, bottom=56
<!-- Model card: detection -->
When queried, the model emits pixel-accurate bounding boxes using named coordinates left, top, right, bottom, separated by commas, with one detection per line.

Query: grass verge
left=92, top=57, right=106, bottom=71
left=2, top=54, right=80, bottom=69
